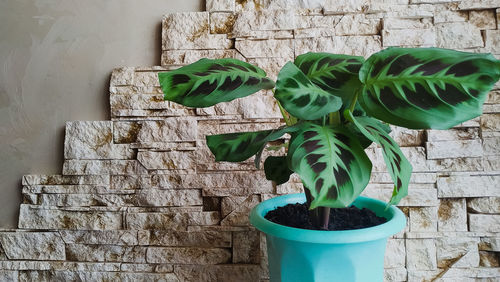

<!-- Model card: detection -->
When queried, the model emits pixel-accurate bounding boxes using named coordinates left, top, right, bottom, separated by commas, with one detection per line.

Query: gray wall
left=0, top=0, right=202, bottom=228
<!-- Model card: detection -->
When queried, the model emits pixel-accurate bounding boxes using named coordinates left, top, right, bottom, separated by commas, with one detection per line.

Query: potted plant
left=158, top=48, right=500, bottom=282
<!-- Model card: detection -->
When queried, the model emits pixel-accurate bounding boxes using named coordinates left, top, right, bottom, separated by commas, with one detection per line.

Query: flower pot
left=249, top=193, right=406, bottom=282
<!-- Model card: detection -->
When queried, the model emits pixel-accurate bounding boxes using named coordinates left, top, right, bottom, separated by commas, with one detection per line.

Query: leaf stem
left=277, top=100, right=292, bottom=126
left=329, top=112, right=341, bottom=126
left=349, top=90, right=360, bottom=113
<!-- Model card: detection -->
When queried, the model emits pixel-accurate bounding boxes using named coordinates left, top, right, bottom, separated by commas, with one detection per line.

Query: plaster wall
left=0, top=0, right=202, bottom=227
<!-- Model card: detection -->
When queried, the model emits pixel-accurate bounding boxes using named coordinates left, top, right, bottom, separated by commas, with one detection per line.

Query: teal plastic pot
left=249, top=193, right=406, bottom=282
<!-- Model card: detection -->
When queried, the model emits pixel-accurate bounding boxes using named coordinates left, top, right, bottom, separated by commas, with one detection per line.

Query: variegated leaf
left=294, top=52, right=364, bottom=101
left=287, top=123, right=372, bottom=209
left=359, top=48, right=500, bottom=129
left=274, top=62, right=343, bottom=120
left=206, top=126, right=298, bottom=163
left=345, top=111, right=412, bottom=206
left=158, top=58, right=274, bottom=108
left=264, top=156, right=293, bottom=185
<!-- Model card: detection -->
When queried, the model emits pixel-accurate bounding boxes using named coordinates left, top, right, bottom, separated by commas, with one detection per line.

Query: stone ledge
left=0, top=232, right=65, bottom=261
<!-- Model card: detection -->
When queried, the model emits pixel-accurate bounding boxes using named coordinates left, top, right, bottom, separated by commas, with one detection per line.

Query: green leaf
left=206, top=126, right=299, bottom=163
left=359, top=47, right=500, bottom=129
left=345, top=110, right=412, bottom=206
left=294, top=52, right=365, bottom=101
left=274, top=62, right=343, bottom=120
left=287, top=122, right=372, bottom=209
left=264, top=156, right=293, bottom=185
left=158, top=58, right=275, bottom=108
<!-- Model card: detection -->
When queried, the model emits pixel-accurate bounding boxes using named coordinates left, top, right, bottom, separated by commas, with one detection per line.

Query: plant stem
left=277, top=101, right=292, bottom=126
left=329, top=112, right=341, bottom=126
left=349, top=90, right=360, bottom=113
left=304, top=189, right=331, bottom=230
left=320, top=207, right=331, bottom=230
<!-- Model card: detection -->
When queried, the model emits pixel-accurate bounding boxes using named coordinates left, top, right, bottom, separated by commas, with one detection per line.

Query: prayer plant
left=159, top=47, right=500, bottom=230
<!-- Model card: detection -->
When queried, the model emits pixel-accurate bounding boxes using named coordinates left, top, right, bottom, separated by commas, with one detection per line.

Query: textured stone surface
left=0, top=232, right=65, bottom=260
left=66, top=244, right=147, bottom=263
left=136, top=189, right=202, bottom=207
left=436, top=22, right=483, bottom=49
left=39, top=193, right=135, bottom=207
left=458, top=0, right=500, bottom=10
left=110, top=67, right=134, bottom=86
left=146, top=247, right=231, bottom=264
left=137, top=119, right=197, bottom=143
left=237, top=92, right=281, bottom=119
left=323, top=0, right=370, bottom=14
left=362, top=185, right=438, bottom=207
left=145, top=230, right=231, bottom=247
left=232, top=10, right=297, bottom=38
left=483, top=137, right=500, bottom=156
left=436, top=237, right=480, bottom=268
left=174, top=265, right=260, bottom=281
left=481, top=113, right=500, bottom=131
left=485, top=30, right=500, bottom=54
left=406, top=239, right=437, bottom=270
left=233, top=230, right=260, bottom=263
left=295, top=36, right=382, bottom=57
left=437, top=175, right=500, bottom=198
left=426, top=140, right=483, bottom=159
left=479, top=251, right=500, bottom=267
left=18, top=270, right=179, bottom=281
left=467, top=197, right=500, bottom=214
left=334, top=14, right=381, bottom=36
left=137, top=150, right=196, bottom=170
left=210, top=13, right=236, bottom=34
left=59, top=230, right=138, bottom=245
left=389, top=126, right=425, bottom=147
left=206, top=0, right=234, bottom=12
left=426, top=128, right=479, bottom=142
left=382, top=28, right=436, bottom=47
left=469, top=214, right=500, bottom=233
left=437, top=198, right=467, bottom=232
left=480, top=237, right=500, bottom=252
left=235, top=39, right=294, bottom=58
left=161, top=49, right=243, bottom=65
left=385, top=239, right=406, bottom=268
left=162, top=12, right=232, bottom=50
left=383, top=17, right=433, bottom=30
left=22, top=174, right=109, bottom=185
left=410, top=207, right=437, bottom=232
left=18, top=205, right=122, bottom=230
left=384, top=268, right=407, bottom=282
left=433, top=7, right=467, bottom=24
left=64, top=121, right=133, bottom=160
left=469, top=10, right=497, bottom=30
left=221, top=195, right=260, bottom=226
left=126, top=211, right=220, bottom=230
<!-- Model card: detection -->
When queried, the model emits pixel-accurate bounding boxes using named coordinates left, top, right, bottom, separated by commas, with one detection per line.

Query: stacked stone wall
left=1, top=0, right=500, bottom=281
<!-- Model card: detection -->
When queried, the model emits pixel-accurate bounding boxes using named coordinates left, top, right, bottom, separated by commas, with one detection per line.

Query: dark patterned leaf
left=294, top=52, right=364, bottom=101
left=274, top=62, right=343, bottom=120
left=264, top=156, right=293, bottom=185
left=287, top=122, right=372, bottom=208
left=359, top=48, right=500, bottom=129
left=206, top=126, right=299, bottom=163
left=345, top=111, right=412, bottom=205
left=158, top=58, right=274, bottom=108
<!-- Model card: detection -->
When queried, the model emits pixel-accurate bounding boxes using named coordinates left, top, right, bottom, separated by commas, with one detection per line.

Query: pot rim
left=249, top=193, right=406, bottom=244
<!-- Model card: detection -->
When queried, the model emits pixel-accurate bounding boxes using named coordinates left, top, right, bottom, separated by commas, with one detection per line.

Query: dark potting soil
left=265, top=203, right=387, bottom=231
